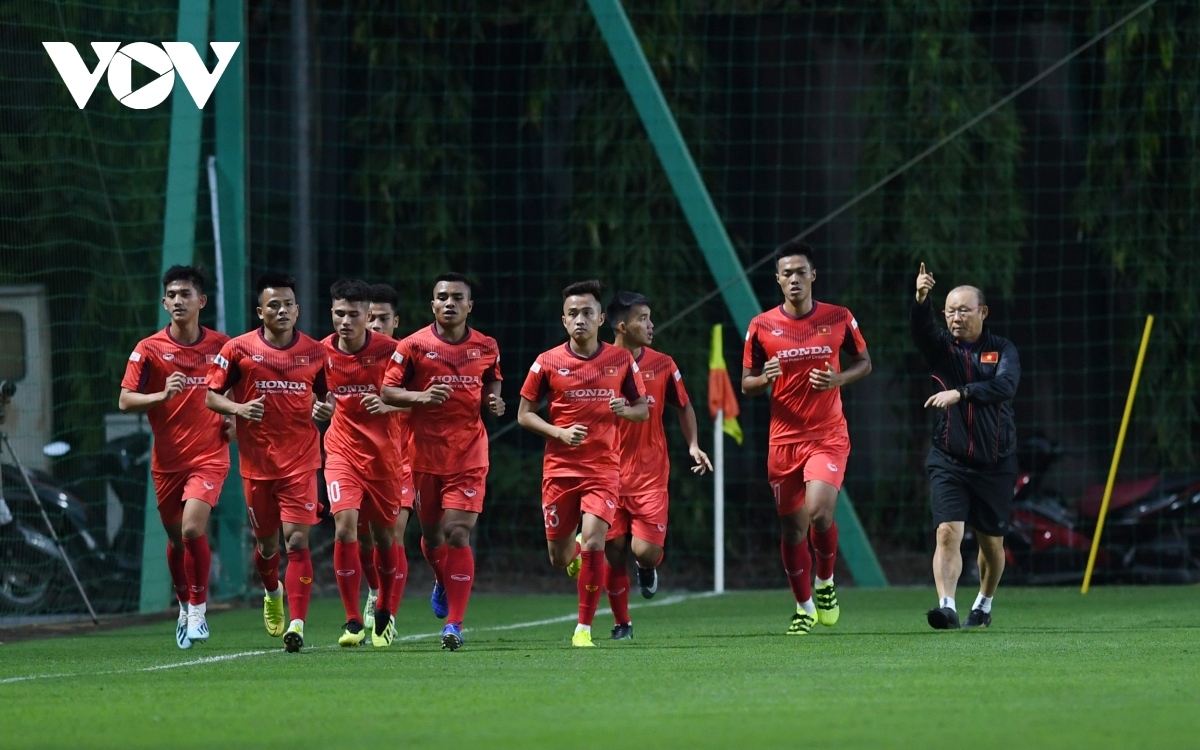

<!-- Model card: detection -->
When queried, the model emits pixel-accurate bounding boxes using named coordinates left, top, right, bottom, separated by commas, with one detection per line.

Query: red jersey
left=383, top=325, right=501, bottom=475
left=742, top=301, right=867, bottom=446
left=121, top=327, right=231, bottom=473
left=617, top=347, right=690, bottom=495
left=205, top=328, right=327, bottom=480
left=520, top=342, right=645, bottom=480
left=323, top=333, right=405, bottom=480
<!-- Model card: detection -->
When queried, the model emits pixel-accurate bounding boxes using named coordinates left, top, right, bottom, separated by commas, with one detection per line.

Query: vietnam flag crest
left=981, top=352, right=999, bottom=364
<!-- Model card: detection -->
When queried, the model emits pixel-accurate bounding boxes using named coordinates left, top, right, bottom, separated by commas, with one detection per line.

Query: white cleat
left=175, top=610, right=192, bottom=650
left=186, top=610, right=209, bottom=643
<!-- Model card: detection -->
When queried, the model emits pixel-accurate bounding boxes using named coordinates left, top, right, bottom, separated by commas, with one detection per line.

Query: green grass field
left=2, top=587, right=1198, bottom=749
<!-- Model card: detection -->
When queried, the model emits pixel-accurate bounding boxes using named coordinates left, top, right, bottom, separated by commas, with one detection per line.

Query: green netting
left=3, top=0, right=1199, bottom=618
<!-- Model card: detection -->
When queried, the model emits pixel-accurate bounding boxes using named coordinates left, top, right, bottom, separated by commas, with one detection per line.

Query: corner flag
left=708, top=324, right=743, bottom=445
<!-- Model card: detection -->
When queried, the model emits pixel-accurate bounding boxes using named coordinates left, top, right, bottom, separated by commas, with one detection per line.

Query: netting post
left=213, top=0, right=248, bottom=601
left=138, top=0, right=212, bottom=614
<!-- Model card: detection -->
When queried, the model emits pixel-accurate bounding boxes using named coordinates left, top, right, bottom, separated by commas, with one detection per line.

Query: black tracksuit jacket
left=910, top=298, right=1020, bottom=467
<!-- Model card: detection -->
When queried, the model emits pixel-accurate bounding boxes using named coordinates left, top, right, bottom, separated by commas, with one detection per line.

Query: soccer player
left=603, top=291, right=712, bottom=640
left=119, top=266, right=230, bottom=649
left=381, top=273, right=503, bottom=651
left=742, top=240, right=872, bottom=635
left=319, top=279, right=412, bottom=648
left=518, top=280, right=648, bottom=648
left=205, top=273, right=328, bottom=652
left=912, top=263, right=1020, bottom=629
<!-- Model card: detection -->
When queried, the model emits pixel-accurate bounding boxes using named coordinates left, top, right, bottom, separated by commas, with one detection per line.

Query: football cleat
left=611, top=623, right=634, bottom=641
left=927, top=606, right=961, bottom=630
left=283, top=620, right=305, bottom=652
left=339, top=619, right=366, bottom=647
left=431, top=581, right=449, bottom=619
left=362, top=592, right=378, bottom=632
left=786, top=610, right=817, bottom=636
left=186, top=610, right=209, bottom=643
left=963, top=608, right=991, bottom=629
left=371, top=609, right=395, bottom=648
left=441, top=622, right=463, bottom=651
left=571, top=628, right=596, bottom=648
left=814, top=581, right=840, bottom=627
left=565, top=533, right=583, bottom=579
left=636, top=566, right=658, bottom=599
left=263, top=586, right=286, bottom=637
left=175, top=609, right=192, bottom=650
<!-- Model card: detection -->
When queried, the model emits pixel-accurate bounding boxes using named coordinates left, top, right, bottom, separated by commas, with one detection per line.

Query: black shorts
left=926, top=449, right=1017, bottom=537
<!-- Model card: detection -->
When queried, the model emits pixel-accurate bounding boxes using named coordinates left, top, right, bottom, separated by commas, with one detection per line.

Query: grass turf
left=1, top=586, right=1198, bottom=749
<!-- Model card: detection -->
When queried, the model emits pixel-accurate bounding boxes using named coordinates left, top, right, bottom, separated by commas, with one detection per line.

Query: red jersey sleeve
left=742, top=325, right=766, bottom=370
left=382, top=342, right=415, bottom=389
left=120, top=341, right=152, bottom=393
left=842, top=313, right=867, bottom=355
left=519, top=358, right=549, bottom=402
left=621, top=359, right=646, bottom=402
left=483, top=350, right=502, bottom=384
left=206, top=340, right=240, bottom=392
left=665, top=365, right=690, bottom=408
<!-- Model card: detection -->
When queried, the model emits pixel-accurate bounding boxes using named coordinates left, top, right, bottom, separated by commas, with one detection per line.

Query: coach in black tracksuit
left=911, top=263, right=1019, bottom=631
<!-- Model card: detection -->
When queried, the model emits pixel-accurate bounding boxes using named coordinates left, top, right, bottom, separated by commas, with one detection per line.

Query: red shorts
left=152, top=465, right=227, bottom=527
left=767, top=436, right=850, bottom=517
left=541, top=475, right=618, bottom=541
left=413, top=467, right=487, bottom=527
left=325, top=459, right=410, bottom=527
left=243, top=471, right=319, bottom=537
left=606, top=491, right=669, bottom=546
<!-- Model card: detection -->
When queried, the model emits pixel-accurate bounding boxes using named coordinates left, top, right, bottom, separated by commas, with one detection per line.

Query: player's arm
left=205, top=389, right=265, bottom=422
left=118, top=374, right=185, bottom=414
left=741, top=361, right=780, bottom=397
left=362, top=394, right=409, bottom=415
left=483, top=380, right=505, bottom=417
left=517, top=398, right=585, bottom=446
left=312, top=392, right=334, bottom=421
left=609, top=395, right=649, bottom=423
left=809, top=348, right=872, bottom=392
left=673, top=402, right=713, bottom=474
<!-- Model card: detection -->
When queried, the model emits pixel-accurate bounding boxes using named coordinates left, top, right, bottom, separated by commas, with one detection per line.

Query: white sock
left=289, top=618, right=303, bottom=629
left=574, top=623, right=591, bottom=636
left=797, top=598, right=816, bottom=616
left=178, top=603, right=187, bottom=618
left=815, top=576, right=833, bottom=588
left=368, top=588, right=379, bottom=598
left=940, top=596, right=956, bottom=611
left=188, top=602, right=206, bottom=617
left=266, top=584, right=282, bottom=599
left=973, top=593, right=993, bottom=613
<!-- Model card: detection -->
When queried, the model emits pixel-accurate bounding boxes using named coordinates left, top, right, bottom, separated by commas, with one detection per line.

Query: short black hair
left=368, top=283, right=398, bottom=309
left=434, top=272, right=473, bottom=297
left=562, top=279, right=603, bottom=302
left=773, top=239, right=817, bottom=270
left=162, top=265, right=206, bottom=294
left=606, top=290, right=651, bottom=333
left=256, top=273, right=296, bottom=300
left=329, top=278, right=370, bottom=303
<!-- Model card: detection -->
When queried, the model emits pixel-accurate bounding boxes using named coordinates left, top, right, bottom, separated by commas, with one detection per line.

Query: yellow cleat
left=814, top=581, right=840, bottom=627
left=263, top=586, right=286, bottom=637
left=566, top=533, right=583, bottom=579
left=283, top=620, right=304, bottom=652
left=371, top=613, right=396, bottom=648
left=572, top=628, right=595, bottom=648
left=338, top=620, right=366, bottom=647
left=786, top=610, right=816, bottom=635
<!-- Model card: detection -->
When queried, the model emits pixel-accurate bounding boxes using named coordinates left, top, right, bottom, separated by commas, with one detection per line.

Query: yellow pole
left=1081, top=315, right=1155, bottom=594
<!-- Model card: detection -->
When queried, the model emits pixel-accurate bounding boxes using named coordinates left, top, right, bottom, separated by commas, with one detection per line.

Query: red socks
left=781, top=538, right=813, bottom=605
left=166, top=542, right=188, bottom=605
left=421, top=538, right=447, bottom=585
left=254, top=548, right=280, bottom=592
left=605, top=562, right=630, bottom=625
left=359, top=544, right=380, bottom=591
left=444, top=545, right=474, bottom=626
left=577, top=550, right=604, bottom=626
left=285, top=548, right=313, bottom=622
left=374, top=544, right=406, bottom=616
left=333, top=540, right=362, bottom=622
left=182, top=535, right=211, bottom=606
left=810, top=522, right=839, bottom=581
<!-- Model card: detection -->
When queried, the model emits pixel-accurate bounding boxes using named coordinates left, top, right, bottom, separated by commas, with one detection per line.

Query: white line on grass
left=0, top=591, right=721, bottom=684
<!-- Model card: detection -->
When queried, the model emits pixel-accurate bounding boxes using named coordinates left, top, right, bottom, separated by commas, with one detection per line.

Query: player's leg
left=357, top=519, right=379, bottom=629
left=771, top=444, right=817, bottom=635
left=438, top=467, right=485, bottom=650
left=569, top=481, right=617, bottom=647
left=179, top=494, right=216, bottom=643
left=804, top=479, right=841, bottom=627
left=278, top=472, right=319, bottom=652
left=369, top=516, right=401, bottom=647
left=604, top=522, right=632, bottom=640
left=627, top=492, right=668, bottom=601
left=414, top=472, right=450, bottom=619
left=333, top=505, right=366, bottom=646
left=153, top=471, right=191, bottom=648
left=245, top=478, right=286, bottom=637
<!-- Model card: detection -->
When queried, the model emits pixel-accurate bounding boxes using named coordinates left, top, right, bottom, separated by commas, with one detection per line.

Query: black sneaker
left=963, top=608, right=991, bottom=628
left=636, top=566, right=658, bottom=599
left=926, top=606, right=961, bottom=630
left=611, top=623, right=634, bottom=641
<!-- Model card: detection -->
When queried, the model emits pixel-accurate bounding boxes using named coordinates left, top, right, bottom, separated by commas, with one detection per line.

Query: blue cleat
left=440, top=622, right=463, bottom=651
left=431, top=581, right=449, bottom=619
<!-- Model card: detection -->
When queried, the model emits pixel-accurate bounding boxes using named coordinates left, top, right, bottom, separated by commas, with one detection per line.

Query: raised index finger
left=919, top=262, right=926, bottom=275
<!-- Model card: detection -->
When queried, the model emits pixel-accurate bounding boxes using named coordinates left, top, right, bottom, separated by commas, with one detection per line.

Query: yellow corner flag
left=708, top=324, right=743, bottom=445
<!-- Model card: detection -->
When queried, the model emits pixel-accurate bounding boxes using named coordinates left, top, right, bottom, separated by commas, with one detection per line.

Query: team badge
left=467, top=349, right=481, bottom=359
left=642, top=370, right=655, bottom=380
left=604, top=366, right=618, bottom=376
left=981, top=352, right=999, bottom=364
left=817, top=325, right=831, bottom=336
left=361, top=356, right=375, bottom=366
left=294, top=355, right=311, bottom=365
left=205, top=354, right=218, bottom=364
